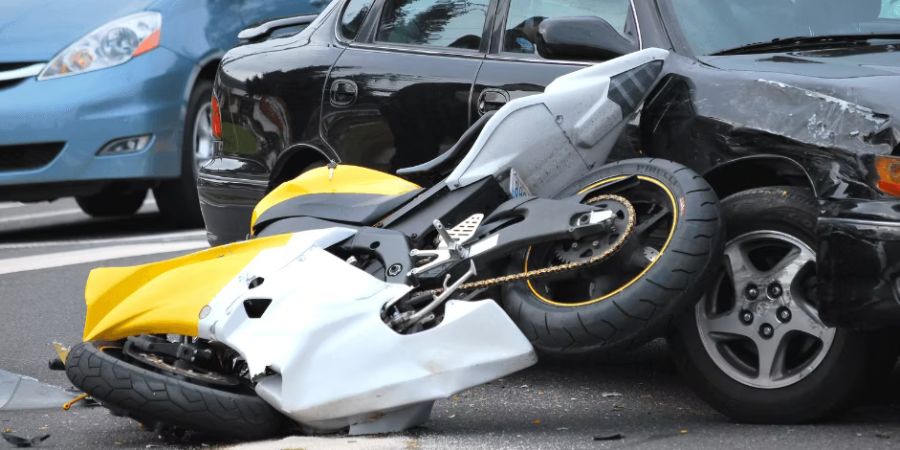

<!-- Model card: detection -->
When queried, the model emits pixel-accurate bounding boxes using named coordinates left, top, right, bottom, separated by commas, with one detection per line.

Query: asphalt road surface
left=2, top=197, right=900, bottom=450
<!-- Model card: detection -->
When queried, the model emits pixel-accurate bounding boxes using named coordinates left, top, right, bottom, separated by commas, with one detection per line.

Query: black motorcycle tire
left=66, top=341, right=287, bottom=440
left=502, top=158, right=723, bottom=357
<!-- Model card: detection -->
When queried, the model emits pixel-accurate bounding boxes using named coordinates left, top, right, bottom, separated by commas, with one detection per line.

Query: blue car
left=0, top=0, right=323, bottom=226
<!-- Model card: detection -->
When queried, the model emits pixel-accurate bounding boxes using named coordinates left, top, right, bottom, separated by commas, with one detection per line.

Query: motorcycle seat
left=251, top=165, right=423, bottom=236
left=253, top=190, right=422, bottom=234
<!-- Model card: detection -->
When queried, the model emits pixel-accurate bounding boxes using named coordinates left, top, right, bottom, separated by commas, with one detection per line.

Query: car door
left=472, top=0, right=639, bottom=118
left=321, top=0, right=494, bottom=172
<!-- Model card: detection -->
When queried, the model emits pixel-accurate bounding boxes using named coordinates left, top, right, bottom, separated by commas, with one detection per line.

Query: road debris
left=62, top=393, right=90, bottom=411
left=601, top=392, right=622, bottom=398
left=0, top=369, right=78, bottom=411
left=1, top=432, right=50, bottom=448
left=593, top=433, right=624, bottom=441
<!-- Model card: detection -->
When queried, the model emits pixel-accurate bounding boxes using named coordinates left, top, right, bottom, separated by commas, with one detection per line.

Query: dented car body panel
left=818, top=200, right=900, bottom=328
left=640, top=47, right=900, bottom=328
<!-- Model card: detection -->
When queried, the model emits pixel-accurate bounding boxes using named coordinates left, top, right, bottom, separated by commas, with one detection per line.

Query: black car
left=202, top=0, right=900, bottom=424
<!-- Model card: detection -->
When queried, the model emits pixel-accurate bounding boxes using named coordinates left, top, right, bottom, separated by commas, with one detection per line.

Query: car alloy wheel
left=695, top=230, right=835, bottom=389
left=192, top=101, right=214, bottom=174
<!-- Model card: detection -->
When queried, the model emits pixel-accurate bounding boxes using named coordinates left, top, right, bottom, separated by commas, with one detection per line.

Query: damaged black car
left=201, top=0, right=900, bottom=424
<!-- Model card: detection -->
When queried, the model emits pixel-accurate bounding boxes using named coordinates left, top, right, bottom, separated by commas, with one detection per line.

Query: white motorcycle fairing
left=446, top=48, right=669, bottom=197
left=196, top=228, right=537, bottom=434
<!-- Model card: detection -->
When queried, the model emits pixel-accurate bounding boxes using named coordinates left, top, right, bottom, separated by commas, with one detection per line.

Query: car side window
left=376, top=0, right=489, bottom=51
left=340, top=0, right=376, bottom=40
left=503, top=0, right=631, bottom=55
left=882, top=0, right=900, bottom=18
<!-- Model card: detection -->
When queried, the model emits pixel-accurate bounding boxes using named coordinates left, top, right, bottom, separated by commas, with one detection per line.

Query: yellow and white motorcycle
left=64, top=49, right=723, bottom=438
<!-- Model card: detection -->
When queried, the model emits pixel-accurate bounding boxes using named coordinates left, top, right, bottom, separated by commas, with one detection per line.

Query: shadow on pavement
left=0, top=211, right=200, bottom=244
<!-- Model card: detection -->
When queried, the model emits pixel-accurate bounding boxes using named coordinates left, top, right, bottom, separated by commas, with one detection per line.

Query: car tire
left=153, top=80, right=213, bottom=228
left=502, top=159, right=724, bottom=357
left=668, top=186, right=869, bottom=423
left=76, top=188, right=147, bottom=217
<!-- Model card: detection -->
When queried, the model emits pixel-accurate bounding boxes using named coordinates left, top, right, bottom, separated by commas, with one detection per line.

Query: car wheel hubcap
left=193, top=102, right=214, bottom=172
left=695, top=230, right=836, bottom=389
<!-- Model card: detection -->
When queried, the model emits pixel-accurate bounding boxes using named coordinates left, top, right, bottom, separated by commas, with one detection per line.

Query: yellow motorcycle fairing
left=250, top=165, right=421, bottom=230
left=82, top=234, right=292, bottom=342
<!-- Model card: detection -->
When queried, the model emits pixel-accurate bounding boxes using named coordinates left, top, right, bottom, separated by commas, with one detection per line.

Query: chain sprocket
left=416, top=194, right=636, bottom=296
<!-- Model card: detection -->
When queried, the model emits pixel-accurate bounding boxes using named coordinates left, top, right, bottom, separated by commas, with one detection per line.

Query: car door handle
left=330, top=79, right=358, bottom=107
left=477, top=89, right=509, bottom=115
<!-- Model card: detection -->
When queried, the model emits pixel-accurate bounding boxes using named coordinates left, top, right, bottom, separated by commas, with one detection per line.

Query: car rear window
left=503, top=0, right=630, bottom=55
left=376, top=0, right=489, bottom=51
left=340, top=0, right=376, bottom=40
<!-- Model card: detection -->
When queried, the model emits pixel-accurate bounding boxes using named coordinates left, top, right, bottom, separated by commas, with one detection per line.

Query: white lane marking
left=0, top=240, right=209, bottom=275
left=0, top=208, right=85, bottom=223
left=0, top=199, right=156, bottom=223
left=227, top=436, right=416, bottom=450
left=0, top=229, right=208, bottom=250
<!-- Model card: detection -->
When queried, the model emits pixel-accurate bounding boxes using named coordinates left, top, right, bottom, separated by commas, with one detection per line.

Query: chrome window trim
left=631, top=0, right=644, bottom=49
left=349, top=42, right=487, bottom=59
left=0, top=63, right=45, bottom=82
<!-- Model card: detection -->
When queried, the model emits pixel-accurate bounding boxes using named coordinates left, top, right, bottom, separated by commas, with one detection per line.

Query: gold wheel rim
left=525, top=175, right=679, bottom=307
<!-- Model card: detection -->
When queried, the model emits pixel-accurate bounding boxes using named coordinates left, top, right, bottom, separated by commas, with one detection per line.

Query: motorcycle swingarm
left=465, top=196, right=614, bottom=263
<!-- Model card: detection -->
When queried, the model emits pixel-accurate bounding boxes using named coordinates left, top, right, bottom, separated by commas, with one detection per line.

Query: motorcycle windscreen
left=82, top=234, right=293, bottom=341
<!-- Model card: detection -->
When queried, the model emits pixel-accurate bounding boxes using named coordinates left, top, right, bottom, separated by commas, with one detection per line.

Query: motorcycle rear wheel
left=502, top=158, right=724, bottom=357
left=66, top=341, right=287, bottom=440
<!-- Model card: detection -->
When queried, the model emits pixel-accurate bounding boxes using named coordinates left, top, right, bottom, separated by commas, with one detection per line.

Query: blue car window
left=883, top=0, right=900, bottom=18
left=341, top=0, right=376, bottom=40
left=376, top=0, right=489, bottom=51
left=503, top=0, right=630, bottom=55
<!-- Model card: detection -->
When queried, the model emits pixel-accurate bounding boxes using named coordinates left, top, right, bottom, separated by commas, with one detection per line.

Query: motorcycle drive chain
left=417, top=194, right=637, bottom=296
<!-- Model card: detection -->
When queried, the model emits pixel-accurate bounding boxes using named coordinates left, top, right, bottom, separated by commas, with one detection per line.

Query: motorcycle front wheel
left=66, top=340, right=287, bottom=440
left=502, top=158, right=724, bottom=357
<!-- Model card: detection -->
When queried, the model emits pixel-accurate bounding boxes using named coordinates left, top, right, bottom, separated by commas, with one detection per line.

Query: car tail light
left=211, top=94, right=223, bottom=140
left=874, top=155, right=900, bottom=197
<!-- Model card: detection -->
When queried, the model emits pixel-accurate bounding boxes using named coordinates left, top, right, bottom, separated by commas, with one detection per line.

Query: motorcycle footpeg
left=408, top=219, right=470, bottom=276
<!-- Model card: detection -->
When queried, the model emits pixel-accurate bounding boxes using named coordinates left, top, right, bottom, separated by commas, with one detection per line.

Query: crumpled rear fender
left=82, top=234, right=294, bottom=341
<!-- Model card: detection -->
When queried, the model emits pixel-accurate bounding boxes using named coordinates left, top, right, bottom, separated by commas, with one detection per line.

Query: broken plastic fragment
left=1, top=432, right=50, bottom=448
left=593, top=433, right=624, bottom=441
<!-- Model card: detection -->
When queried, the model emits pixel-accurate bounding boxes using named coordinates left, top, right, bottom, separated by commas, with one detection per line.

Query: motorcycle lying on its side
left=64, top=48, right=723, bottom=439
